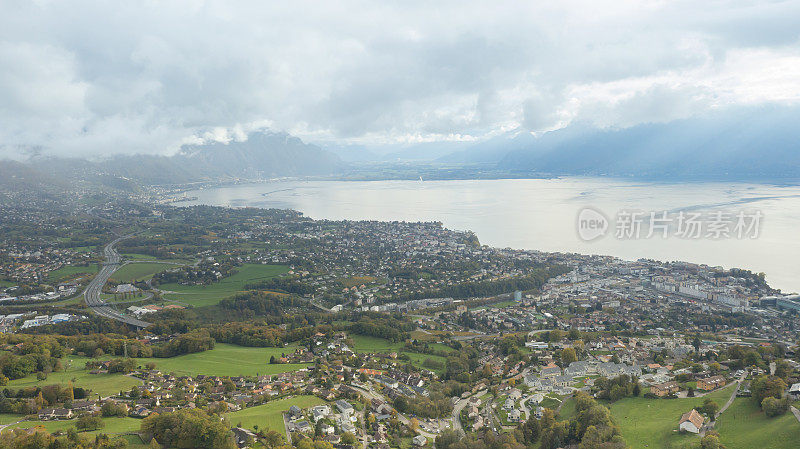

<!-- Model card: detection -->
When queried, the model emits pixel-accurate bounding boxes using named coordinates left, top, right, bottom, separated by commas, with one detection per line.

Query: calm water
left=175, top=178, right=800, bottom=293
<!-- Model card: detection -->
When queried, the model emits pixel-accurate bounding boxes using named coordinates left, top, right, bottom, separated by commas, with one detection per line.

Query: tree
left=340, top=432, right=356, bottom=444
left=692, top=335, right=702, bottom=353
left=520, top=414, right=540, bottom=444
left=315, top=420, right=324, bottom=437
left=561, top=348, right=577, bottom=366
left=774, top=359, right=791, bottom=379
left=76, top=415, right=105, bottom=432
left=701, top=398, right=719, bottom=420
left=549, top=330, right=565, bottom=343
left=264, top=430, right=283, bottom=448
left=434, top=430, right=461, bottom=449
left=102, top=401, right=128, bottom=417
left=141, top=409, right=236, bottom=449
left=762, top=397, right=789, bottom=417
left=751, top=375, right=787, bottom=407
left=700, top=433, right=724, bottom=449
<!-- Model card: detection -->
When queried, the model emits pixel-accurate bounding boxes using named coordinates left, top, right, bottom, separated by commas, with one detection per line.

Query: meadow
left=350, top=335, right=453, bottom=374
left=609, top=384, right=736, bottom=449
left=225, top=395, right=326, bottom=433
left=159, top=263, right=290, bottom=307
left=469, top=300, right=518, bottom=310
left=46, top=264, right=99, bottom=283
left=714, top=397, right=800, bottom=449
left=7, top=344, right=308, bottom=400
left=3, top=416, right=141, bottom=436
left=136, top=343, right=308, bottom=377
left=110, top=262, right=176, bottom=282
left=7, top=355, right=141, bottom=398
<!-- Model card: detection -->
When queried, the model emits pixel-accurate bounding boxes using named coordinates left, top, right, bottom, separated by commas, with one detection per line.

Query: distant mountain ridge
left=4, top=108, right=800, bottom=191
left=3, top=131, right=344, bottom=187
left=434, top=106, right=800, bottom=181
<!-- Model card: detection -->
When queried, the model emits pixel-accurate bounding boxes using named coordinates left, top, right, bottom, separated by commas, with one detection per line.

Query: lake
left=174, top=178, right=800, bottom=293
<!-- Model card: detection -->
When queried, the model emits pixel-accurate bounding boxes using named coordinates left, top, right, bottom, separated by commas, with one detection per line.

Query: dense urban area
left=0, top=183, right=798, bottom=449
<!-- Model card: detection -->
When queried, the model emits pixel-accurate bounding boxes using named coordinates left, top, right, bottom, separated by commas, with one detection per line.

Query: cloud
left=1, top=0, right=799, bottom=157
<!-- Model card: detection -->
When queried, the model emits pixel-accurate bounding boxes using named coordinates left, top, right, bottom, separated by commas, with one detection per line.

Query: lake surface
left=174, top=178, right=800, bottom=293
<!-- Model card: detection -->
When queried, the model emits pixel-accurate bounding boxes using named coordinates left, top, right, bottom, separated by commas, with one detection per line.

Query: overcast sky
left=2, top=0, right=800, bottom=158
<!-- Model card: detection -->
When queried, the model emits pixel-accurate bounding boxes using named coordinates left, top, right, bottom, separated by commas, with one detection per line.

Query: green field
left=47, top=264, right=99, bottom=283
left=111, top=262, right=175, bottom=282
left=715, top=398, right=800, bottom=449
left=0, top=414, right=23, bottom=425
left=159, top=264, right=290, bottom=307
left=8, top=344, right=308, bottom=398
left=7, top=355, right=141, bottom=399
left=225, top=395, right=326, bottom=433
left=558, top=396, right=577, bottom=420
left=470, top=300, right=517, bottom=310
left=136, top=343, right=308, bottom=377
left=351, top=335, right=454, bottom=373
left=609, top=384, right=736, bottom=449
left=3, top=416, right=140, bottom=436
left=351, top=335, right=405, bottom=353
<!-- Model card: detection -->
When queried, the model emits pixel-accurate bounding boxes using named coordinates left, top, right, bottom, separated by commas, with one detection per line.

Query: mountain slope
left=490, top=107, right=800, bottom=180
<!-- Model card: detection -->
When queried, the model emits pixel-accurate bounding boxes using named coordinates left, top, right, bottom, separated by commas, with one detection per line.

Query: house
left=38, top=408, right=73, bottom=420
left=789, top=382, right=800, bottom=400
left=131, top=405, right=151, bottom=418
left=311, top=405, right=331, bottom=422
left=294, top=421, right=312, bottom=433
left=554, top=375, right=572, bottom=387
left=565, top=361, right=591, bottom=377
left=507, top=409, right=522, bottom=422
left=288, top=405, right=303, bottom=419
left=412, top=435, right=427, bottom=447
left=70, top=400, right=96, bottom=412
left=696, top=375, right=726, bottom=391
left=335, top=399, right=354, bottom=415
left=678, top=409, right=704, bottom=434
left=651, top=381, right=680, bottom=397
left=540, top=363, right=561, bottom=378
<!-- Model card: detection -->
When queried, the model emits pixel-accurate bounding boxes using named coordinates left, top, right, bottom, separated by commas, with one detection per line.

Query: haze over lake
left=176, top=178, right=800, bottom=293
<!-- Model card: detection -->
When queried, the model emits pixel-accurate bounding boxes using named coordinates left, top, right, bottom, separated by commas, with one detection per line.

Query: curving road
left=84, top=235, right=151, bottom=328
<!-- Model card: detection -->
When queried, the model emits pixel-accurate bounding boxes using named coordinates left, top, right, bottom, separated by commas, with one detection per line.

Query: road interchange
left=83, top=235, right=151, bottom=329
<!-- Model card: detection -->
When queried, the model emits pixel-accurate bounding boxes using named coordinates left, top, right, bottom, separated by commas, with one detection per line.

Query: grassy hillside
left=225, top=395, right=326, bottom=433
left=159, top=264, right=290, bottom=307
left=715, top=397, right=800, bottom=449
left=111, top=262, right=174, bottom=282
left=609, top=384, right=736, bottom=449
left=136, top=343, right=308, bottom=377
left=7, top=355, right=141, bottom=398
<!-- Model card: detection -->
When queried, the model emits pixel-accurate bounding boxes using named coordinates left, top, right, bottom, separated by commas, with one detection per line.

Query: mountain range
left=3, top=106, right=800, bottom=192
left=1, top=132, right=344, bottom=190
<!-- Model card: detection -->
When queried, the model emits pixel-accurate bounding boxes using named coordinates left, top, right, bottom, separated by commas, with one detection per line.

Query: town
left=0, top=197, right=798, bottom=449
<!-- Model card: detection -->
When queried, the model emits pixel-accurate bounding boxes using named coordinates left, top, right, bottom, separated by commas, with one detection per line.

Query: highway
left=83, top=235, right=151, bottom=329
